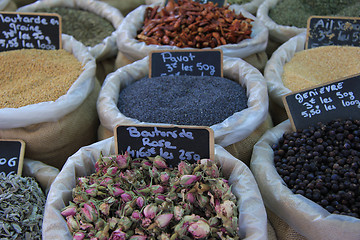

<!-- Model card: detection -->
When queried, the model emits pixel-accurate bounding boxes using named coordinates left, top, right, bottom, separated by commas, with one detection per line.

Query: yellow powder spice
left=282, top=46, right=360, bottom=92
left=0, top=49, right=84, bottom=109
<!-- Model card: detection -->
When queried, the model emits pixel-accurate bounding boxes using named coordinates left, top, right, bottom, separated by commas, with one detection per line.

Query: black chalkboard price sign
left=115, top=124, right=214, bottom=167
left=149, top=49, right=223, bottom=78
left=306, top=16, right=360, bottom=49
left=0, top=12, right=62, bottom=51
left=0, top=139, right=25, bottom=177
left=283, top=74, right=360, bottom=131
left=164, top=0, right=226, bottom=7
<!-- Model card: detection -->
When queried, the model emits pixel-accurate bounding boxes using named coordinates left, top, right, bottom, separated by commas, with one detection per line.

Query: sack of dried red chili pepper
left=42, top=137, right=268, bottom=239
left=116, top=0, right=268, bottom=62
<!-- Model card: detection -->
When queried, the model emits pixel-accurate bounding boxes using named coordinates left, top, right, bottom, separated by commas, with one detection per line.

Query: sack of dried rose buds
left=250, top=119, right=360, bottom=240
left=42, top=137, right=268, bottom=239
left=116, top=0, right=268, bottom=66
left=97, top=55, right=272, bottom=166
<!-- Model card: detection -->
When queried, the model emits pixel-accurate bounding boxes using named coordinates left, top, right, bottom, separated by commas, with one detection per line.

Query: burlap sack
left=0, top=34, right=99, bottom=170
left=250, top=120, right=360, bottom=240
left=18, top=0, right=124, bottom=83
left=43, top=138, right=268, bottom=239
left=0, top=0, right=17, bottom=11
left=97, top=55, right=271, bottom=166
left=263, top=32, right=305, bottom=125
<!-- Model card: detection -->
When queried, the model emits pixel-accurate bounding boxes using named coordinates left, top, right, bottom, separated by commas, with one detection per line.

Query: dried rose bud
left=153, top=156, right=168, bottom=169
left=85, top=188, right=98, bottom=197
left=160, top=172, right=170, bottom=183
left=129, top=235, right=147, bottom=240
left=95, top=230, right=110, bottom=240
left=61, top=203, right=77, bottom=217
left=196, top=194, right=209, bottom=208
left=81, top=203, right=98, bottom=222
left=141, top=161, right=152, bottom=169
left=80, top=221, right=93, bottom=231
left=109, top=229, right=126, bottom=240
left=155, top=194, right=166, bottom=204
left=118, top=216, right=132, bottom=231
left=178, top=161, right=193, bottom=175
left=106, top=166, right=119, bottom=176
left=73, top=231, right=85, bottom=240
left=200, top=159, right=220, bottom=178
left=143, top=204, right=157, bottom=219
left=95, top=218, right=105, bottom=231
left=121, top=192, right=133, bottom=202
left=99, top=202, right=111, bottom=216
left=150, top=166, right=159, bottom=178
left=108, top=186, right=125, bottom=197
left=116, top=152, right=129, bottom=169
left=153, top=213, right=173, bottom=229
left=208, top=216, right=220, bottom=227
left=179, top=175, right=199, bottom=186
left=108, top=217, right=119, bottom=230
left=186, top=192, right=195, bottom=204
left=159, top=232, right=170, bottom=240
left=100, top=177, right=113, bottom=187
left=141, top=218, right=152, bottom=228
left=136, top=196, right=145, bottom=208
left=152, top=185, right=165, bottom=194
left=131, top=210, right=142, bottom=221
left=66, top=215, right=80, bottom=232
left=188, top=219, right=210, bottom=239
left=173, top=206, right=184, bottom=221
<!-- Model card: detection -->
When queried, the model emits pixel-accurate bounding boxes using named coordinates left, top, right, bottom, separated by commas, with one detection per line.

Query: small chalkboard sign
left=283, top=74, right=360, bottom=131
left=0, top=139, right=25, bottom=177
left=115, top=124, right=214, bottom=167
left=149, top=49, right=223, bottom=78
left=164, top=0, right=226, bottom=7
left=0, top=12, right=62, bottom=51
left=306, top=16, right=360, bottom=49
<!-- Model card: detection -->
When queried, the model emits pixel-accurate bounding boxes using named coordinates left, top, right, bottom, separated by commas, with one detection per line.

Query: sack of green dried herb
left=250, top=119, right=360, bottom=240
left=0, top=0, right=17, bottom=11
left=17, top=0, right=124, bottom=83
left=116, top=2, right=269, bottom=66
left=0, top=34, right=100, bottom=170
left=42, top=137, right=268, bottom=239
left=97, top=56, right=272, bottom=166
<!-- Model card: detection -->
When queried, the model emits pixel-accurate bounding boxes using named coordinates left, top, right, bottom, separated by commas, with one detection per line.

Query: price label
left=115, top=124, right=214, bottom=167
left=283, top=74, right=360, bottom=131
left=306, top=16, right=360, bottom=49
left=0, top=12, right=62, bottom=51
left=149, top=49, right=223, bottom=78
left=0, top=139, right=25, bottom=177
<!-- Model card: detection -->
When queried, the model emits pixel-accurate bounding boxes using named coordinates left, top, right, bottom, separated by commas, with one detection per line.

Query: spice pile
left=269, top=0, right=359, bottom=28
left=281, top=46, right=360, bottom=92
left=37, top=7, right=115, bottom=47
left=273, top=119, right=360, bottom=218
left=61, top=153, right=240, bottom=239
left=117, top=75, right=248, bottom=126
left=0, top=174, right=46, bottom=239
left=0, top=49, right=83, bottom=109
left=136, top=0, right=253, bottom=48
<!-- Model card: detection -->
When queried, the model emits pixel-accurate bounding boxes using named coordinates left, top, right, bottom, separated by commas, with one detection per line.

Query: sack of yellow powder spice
left=0, top=0, right=17, bottom=11
left=0, top=34, right=100, bottom=170
left=115, top=1, right=269, bottom=72
left=42, top=137, right=268, bottom=239
left=97, top=56, right=273, bottom=167
left=18, top=0, right=124, bottom=83
left=263, top=31, right=360, bottom=125
left=250, top=120, right=360, bottom=240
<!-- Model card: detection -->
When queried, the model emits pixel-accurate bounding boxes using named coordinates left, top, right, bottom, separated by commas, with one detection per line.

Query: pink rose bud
left=106, top=166, right=119, bottom=176
left=178, top=161, right=193, bottom=175
left=61, top=204, right=77, bottom=217
left=99, top=177, right=113, bottom=186
left=179, top=175, right=199, bottom=186
left=121, top=192, right=133, bottom=202
left=85, top=188, right=97, bottom=197
left=73, top=232, right=85, bottom=240
left=136, top=197, right=145, bottom=208
left=99, top=202, right=110, bottom=216
left=129, top=235, right=147, bottom=240
left=186, top=192, right=195, bottom=204
left=81, top=203, right=98, bottom=222
left=131, top=210, right=142, bottom=221
left=107, top=217, right=119, bottom=230
left=153, top=156, right=168, bottom=169
left=109, top=229, right=127, bottom=240
left=143, top=204, right=157, bottom=219
left=155, top=213, right=173, bottom=228
left=173, top=206, right=184, bottom=221
left=109, top=186, right=125, bottom=197
left=141, top=218, right=152, bottom=228
left=160, top=172, right=169, bottom=183
left=66, top=215, right=80, bottom=232
left=155, top=194, right=166, bottom=204
left=116, top=153, right=129, bottom=169
left=188, top=219, right=210, bottom=239
left=152, top=185, right=165, bottom=194
left=142, top=161, right=152, bottom=169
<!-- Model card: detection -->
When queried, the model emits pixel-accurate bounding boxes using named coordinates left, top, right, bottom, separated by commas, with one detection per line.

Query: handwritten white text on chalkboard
left=0, top=157, right=17, bottom=177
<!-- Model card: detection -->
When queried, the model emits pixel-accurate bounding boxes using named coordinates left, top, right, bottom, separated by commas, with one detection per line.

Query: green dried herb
left=37, top=7, right=115, bottom=47
left=0, top=174, right=46, bottom=240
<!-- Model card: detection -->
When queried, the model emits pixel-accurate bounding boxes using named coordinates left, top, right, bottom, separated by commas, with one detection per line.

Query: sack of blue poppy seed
left=116, top=2, right=268, bottom=67
left=0, top=0, right=17, bottom=11
left=97, top=55, right=272, bottom=166
left=42, top=137, right=268, bottom=239
left=250, top=120, right=360, bottom=240
left=18, top=0, right=124, bottom=83
left=0, top=34, right=100, bottom=170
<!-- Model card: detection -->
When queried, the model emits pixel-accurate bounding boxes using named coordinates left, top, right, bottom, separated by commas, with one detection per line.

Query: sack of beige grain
left=18, top=0, right=124, bottom=83
left=97, top=56, right=272, bottom=166
left=115, top=0, right=269, bottom=72
left=0, top=34, right=100, bottom=170
left=0, top=0, right=17, bottom=11
left=264, top=31, right=360, bottom=125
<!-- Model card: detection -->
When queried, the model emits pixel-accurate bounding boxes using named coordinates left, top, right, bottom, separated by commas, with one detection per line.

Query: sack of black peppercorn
left=0, top=34, right=100, bottom=170
left=42, top=137, right=268, bottom=239
left=115, top=1, right=269, bottom=72
left=18, top=0, right=124, bottom=83
left=0, top=0, right=17, bottom=11
left=250, top=119, right=360, bottom=240
left=97, top=56, right=272, bottom=166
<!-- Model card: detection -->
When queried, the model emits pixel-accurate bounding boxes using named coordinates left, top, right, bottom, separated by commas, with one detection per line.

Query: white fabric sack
left=0, top=0, right=17, bottom=11
left=17, top=0, right=124, bottom=61
left=43, top=137, right=268, bottom=240
left=250, top=120, right=360, bottom=240
left=257, top=0, right=306, bottom=43
left=0, top=34, right=96, bottom=129
left=229, top=0, right=265, bottom=15
left=97, top=55, right=269, bottom=148
left=116, top=3, right=268, bottom=61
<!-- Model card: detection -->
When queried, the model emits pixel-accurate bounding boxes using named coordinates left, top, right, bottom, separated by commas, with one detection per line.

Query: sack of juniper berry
left=18, top=0, right=124, bottom=83
left=250, top=120, right=360, bottom=240
left=42, top=137, right=268, bottom=240
left=0, top=34, right=100, bottom=170
left=115, top=1, right=269, bottom=72
left=97, top=55, right=272, bottom=166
